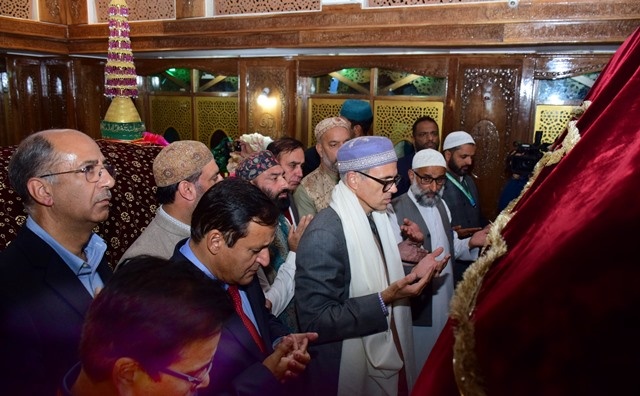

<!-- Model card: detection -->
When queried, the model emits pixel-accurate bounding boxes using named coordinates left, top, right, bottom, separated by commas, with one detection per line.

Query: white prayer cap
left=412, top=149, right=446, bottom=169
left=442, top=131, right=475, bottom=151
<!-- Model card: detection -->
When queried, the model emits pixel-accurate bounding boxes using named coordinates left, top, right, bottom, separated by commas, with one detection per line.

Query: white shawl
left=330, top=181, right=415, bottom=396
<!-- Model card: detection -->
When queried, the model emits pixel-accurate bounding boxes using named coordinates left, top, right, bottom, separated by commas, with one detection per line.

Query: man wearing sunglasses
left=389, top=148, right=488, bottom=370
left=295, top=136, right=449, bottom=396
left=0, top=129, right=116, bottom=395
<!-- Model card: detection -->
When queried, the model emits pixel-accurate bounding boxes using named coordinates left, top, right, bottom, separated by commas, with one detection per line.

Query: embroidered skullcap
left=314, top=117, right=351, bottom=141
left=442, top=131, right=475, bottom=151
left=337, top=136, right=397, bottom=173
left=340, top=99, right=373, bottom=122
left=153, top=141, right=214, bottom=187
left=412, top=149, right=447, bottom=169
left=236, top=150, right=279, bottom=181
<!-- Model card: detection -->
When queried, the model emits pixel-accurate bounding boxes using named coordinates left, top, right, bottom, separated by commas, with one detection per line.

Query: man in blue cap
left=340, top=99, right=374, bottom=138
left=295, top=136, right=449, bottom=396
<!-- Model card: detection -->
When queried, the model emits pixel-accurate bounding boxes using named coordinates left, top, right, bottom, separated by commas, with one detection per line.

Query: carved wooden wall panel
left=38, top=0, right=63, bottom=24
left=41, top=60, right=72, bottom=129
left=0, top=0, right=30, bottom=19
left=214, top=0, right=321, bottom=15
left=306, top=98, right=343, bottom=145
left=95, top=0, right=175, bottom=22
left=72, top=57, right=108, bottom=139
left=195, top=96, right=239, bottom=146
left=374, top=100, right=443, bottom=145
left=10, top=57, right=45, bottom=138
left=534, top=55, right=611, bottom=80
left=241, top=59, right=294, bottom=139
left=149, top=96, right=193, bottom=140
left=176, top=0, right=205, bottom=19
left=366, top=0, right=494, bottom=6
left=0, top=58, right=10, bottom=146
left=298, top=56, right=449, bottom=79
left=455, top=59, right=523, bottom=221
left=534, top=105, right=575, bottom=144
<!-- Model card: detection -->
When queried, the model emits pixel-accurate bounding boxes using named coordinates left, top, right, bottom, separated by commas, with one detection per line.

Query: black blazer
left=0, top=227, right=112, bottom=396
left=172, top=243, right=291, bottom=396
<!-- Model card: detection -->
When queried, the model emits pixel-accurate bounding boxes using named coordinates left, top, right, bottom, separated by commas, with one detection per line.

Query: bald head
left=8, top=129, right=96, bottom=206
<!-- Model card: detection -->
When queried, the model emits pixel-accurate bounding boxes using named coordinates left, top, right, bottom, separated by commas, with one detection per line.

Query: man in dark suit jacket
left=0, top=129, right=116, bottom=395
left=171, top=178, right=317, bottom=396
left=441, top=131, right=488, bottom=284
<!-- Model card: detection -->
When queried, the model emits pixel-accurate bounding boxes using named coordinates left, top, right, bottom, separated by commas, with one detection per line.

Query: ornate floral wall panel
left=374, top=100, right=443, bottom=145
left=533, top=105, right=575, bottom=144
left=149, top=96, right=192, bottom=140
left=0, top=0, right=30, bottom=19
left=307, top=97, right=443, bottom=146
left=457, top=63, right=521, bottom=220
left=95, top=0, right=175, bottom=22
left=195, top=96, right=239, bottom=146
left=214, top=0, right=321, bottom=15
left=307, top=98, right=343, bottom=145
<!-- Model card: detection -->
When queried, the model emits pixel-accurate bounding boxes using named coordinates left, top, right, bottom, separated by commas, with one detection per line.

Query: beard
left=322, top=155, right=339, bottom=173
left=273, top=191, right=291, bottom=211
left=411, top=182, right=442, bottom=208
left=448, top=157, right=470, bottom=176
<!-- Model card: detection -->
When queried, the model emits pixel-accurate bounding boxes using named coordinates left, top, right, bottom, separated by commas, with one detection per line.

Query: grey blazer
left=295, top=207, right=389, bottom=396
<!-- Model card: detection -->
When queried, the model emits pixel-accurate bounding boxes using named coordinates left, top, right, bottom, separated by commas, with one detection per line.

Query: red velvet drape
left=413, top=26, right=640, bottom=396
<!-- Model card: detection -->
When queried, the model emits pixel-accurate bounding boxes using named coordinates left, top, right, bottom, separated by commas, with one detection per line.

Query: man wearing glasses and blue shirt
left=389, top=148, right=488, bottom=370
left=0, top=129, right=116, bottom=395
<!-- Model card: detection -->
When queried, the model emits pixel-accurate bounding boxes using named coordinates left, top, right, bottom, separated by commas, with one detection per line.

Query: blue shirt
left=26, top=216, right=106, bottom=297
left=179, top=239, right=262, bottom=334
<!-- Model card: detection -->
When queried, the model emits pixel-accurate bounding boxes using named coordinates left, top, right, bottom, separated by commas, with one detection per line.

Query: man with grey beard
left=389, top=148, right=488, bottom=370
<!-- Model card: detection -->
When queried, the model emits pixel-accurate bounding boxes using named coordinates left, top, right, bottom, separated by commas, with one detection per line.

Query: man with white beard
left=389, top=148, right=488, bottom=370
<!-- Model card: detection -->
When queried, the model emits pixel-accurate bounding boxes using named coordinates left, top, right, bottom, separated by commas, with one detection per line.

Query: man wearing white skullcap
left=296, top=137, right=449, bottom=396
left=389, top=148, right=488, bottom=370
left=441, top=131, right=487, bottom=236
left=441, top=131, right=488, bottom=291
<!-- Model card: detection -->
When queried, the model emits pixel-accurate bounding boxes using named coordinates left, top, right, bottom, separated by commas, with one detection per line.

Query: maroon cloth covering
left=413, top=27, right=640, bottom=396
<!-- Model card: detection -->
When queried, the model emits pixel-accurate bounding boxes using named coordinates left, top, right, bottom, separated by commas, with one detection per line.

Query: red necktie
left=227, top=285, right=266, bottom=353
left=283, top=208, right=294, bottom=226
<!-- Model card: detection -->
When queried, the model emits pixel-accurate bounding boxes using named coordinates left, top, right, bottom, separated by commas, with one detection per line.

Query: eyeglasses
left=355, top=171, right=401, bottom=193
left=411, top=170, right=446, bottom=186
left=160, top=359, right=213, bottom=387
left=38, top=163, right=116, bottom=183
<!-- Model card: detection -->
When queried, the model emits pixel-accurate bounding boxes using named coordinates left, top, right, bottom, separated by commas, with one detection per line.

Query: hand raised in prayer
left=288, top=214, right=313, bottom=252
left=263, top=332, right=318, bottom=382
left=399, top=218, right=424, bottom=245
left=397, top=239, right=427, bottom=263
left=380, top=247, right=449, bottom=304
